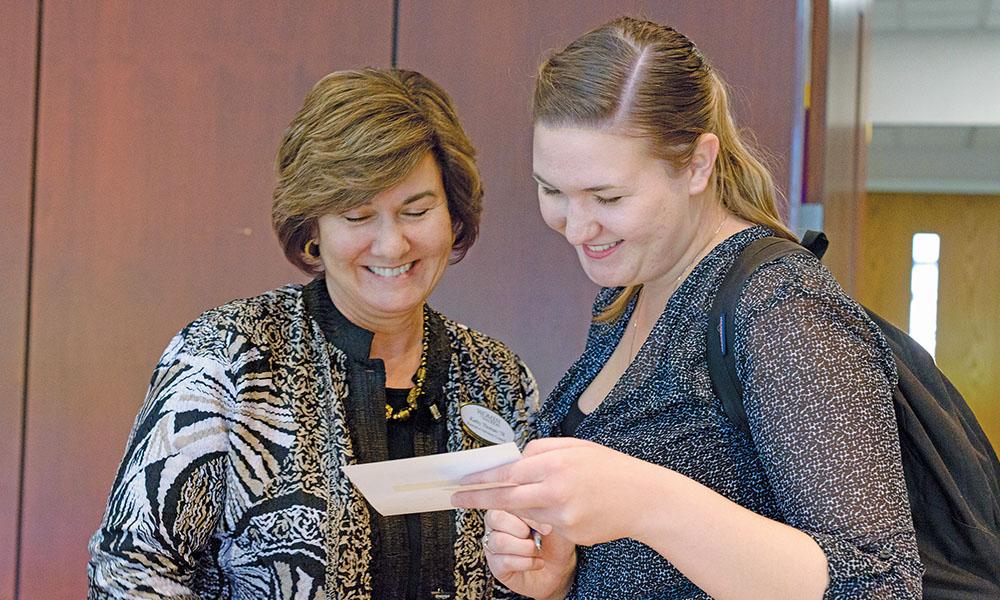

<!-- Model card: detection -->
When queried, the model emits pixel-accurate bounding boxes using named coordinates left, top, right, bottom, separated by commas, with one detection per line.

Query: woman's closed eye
left=537, top=185, right=621, bottom=204
left=342, top=212, right=373, bottom=223
left=402, top=207, right=432, bottom=218
left=341, top=205, right=433, bottom=222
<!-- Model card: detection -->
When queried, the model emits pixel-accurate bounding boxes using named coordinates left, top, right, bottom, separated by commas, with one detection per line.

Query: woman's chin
left=580, top=264, right=632, bottom=289
left=367, top=300, right=425, bottom=319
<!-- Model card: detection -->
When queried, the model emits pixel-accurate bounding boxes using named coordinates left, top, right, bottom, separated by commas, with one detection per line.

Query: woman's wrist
left=621, top=460, right=683, bottom=545
left=537, top=558, right=576, bottom=600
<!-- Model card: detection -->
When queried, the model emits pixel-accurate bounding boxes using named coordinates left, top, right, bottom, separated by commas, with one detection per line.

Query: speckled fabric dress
left=537, top=226, right=923, bottom=599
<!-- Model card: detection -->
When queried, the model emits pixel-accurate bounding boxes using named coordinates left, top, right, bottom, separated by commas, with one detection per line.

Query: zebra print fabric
left=88, top=284, right=538, bottom=599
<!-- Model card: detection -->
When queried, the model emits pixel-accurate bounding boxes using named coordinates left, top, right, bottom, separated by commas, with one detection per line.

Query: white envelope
left=343, top=442, right=521, bottom=516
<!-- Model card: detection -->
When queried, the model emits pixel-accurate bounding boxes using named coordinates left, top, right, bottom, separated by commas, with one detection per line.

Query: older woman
left=89, top=68, right=537, bottom=599
left=453, top=17, right=923, bottom=600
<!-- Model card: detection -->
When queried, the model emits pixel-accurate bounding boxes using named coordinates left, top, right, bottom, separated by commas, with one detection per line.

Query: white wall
left=870, top=31, right=1000, bottom=126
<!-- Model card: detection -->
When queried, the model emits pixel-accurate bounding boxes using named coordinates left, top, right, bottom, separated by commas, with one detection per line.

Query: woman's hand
left=456, top=437, right=832, bottom=600
left=484, top=509, right=576, bottom=600
left=453, top=437, right=659, bottom=546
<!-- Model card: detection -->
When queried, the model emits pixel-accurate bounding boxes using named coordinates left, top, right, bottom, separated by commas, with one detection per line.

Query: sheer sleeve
left=88, top=328, right=233, bottom=599
left=734, top=253, right=923, bottom=598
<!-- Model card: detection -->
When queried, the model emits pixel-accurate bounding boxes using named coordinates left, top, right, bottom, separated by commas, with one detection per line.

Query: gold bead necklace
left=385, top=311, right=429, bottom=422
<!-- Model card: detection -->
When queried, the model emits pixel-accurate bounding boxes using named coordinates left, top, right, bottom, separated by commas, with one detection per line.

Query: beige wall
left=2, top=2, right=804, bottom=596
left=12, top=2, right=392, bottom=597
left=408, top=1, right=806, bottom=390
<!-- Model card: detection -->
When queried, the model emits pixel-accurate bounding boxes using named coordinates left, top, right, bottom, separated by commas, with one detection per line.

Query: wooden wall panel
left=804, top=0, right=828, bottom=205
left=20, top=2, right=392, bottom=596
left=399, top=0, right=803, bottom=393
left=858, top=192, right=1000, bottom=449
left=815, top=0, right=871, bottom=293
left=0, top=2, right=37, bottom=599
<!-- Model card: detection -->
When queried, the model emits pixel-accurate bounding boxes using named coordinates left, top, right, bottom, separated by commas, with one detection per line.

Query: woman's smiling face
left=533, top=124, right=705, bottom=290
left=315, top=152, right=453, bottom=328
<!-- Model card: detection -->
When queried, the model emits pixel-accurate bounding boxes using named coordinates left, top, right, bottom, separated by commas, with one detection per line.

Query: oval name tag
left=459, top=404, right=515, bottom=446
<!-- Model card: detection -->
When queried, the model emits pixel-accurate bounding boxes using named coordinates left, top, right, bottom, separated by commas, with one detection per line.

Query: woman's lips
left=581, top=240, right=623, bottom=259
left=366, top=261, right=415, bottom=278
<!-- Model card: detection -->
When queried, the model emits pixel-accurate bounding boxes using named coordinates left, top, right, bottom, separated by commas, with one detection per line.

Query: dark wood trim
left=14, top=3, right=44, bottom=597
left=805, top=0, right=829, bottom=204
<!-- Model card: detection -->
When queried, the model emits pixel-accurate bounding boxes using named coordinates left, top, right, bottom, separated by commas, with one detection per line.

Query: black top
left=302, top=278, right=453, bottom=600
left=559, top=399, right=587, bottom=437
left=386, top=387, right=423, bottom=600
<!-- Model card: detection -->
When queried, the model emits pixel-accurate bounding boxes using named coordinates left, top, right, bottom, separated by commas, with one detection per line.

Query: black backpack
left=707, top=232, right=1000, bottom=599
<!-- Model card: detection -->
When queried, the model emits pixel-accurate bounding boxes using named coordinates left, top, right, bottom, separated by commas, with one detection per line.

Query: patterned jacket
left=88, top=281, right=538, bottom=599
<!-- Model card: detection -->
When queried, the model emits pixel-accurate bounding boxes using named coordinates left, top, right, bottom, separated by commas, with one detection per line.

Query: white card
left=342, top=442, right=521, bottom=516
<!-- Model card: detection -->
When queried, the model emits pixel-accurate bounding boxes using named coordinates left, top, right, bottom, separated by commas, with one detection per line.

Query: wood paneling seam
left=14, top=1, right=44, bottom=598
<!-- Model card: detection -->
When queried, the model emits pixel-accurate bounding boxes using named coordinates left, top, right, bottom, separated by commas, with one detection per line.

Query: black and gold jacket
left=89, top=279, right=537, bottom=599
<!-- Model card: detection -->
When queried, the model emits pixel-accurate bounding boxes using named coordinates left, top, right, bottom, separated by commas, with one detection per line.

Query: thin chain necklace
left=626, top=215, right=729, bottom=364
left=385, top=310, right=429, bottom=422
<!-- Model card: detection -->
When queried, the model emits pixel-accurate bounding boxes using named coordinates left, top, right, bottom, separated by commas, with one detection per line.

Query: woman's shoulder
left=435, top=310, right=527, bottom=370
left=703, top=225, right=837, bottom=311
left=434, top=310, right=539, bottom=416
left=736, top=247, right=896, bottom=377
left=172, top=283, right=307, bottom=356
left=740, top=248, right=845, bottom=314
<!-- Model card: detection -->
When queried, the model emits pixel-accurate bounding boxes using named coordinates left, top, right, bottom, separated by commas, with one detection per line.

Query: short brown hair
left=272, top=68, right=483, bottom=274
left=534, top=17, right=795, bottom=320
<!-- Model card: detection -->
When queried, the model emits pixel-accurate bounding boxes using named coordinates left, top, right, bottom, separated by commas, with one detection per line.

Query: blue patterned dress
left=538, top=226, right=922, bottom=599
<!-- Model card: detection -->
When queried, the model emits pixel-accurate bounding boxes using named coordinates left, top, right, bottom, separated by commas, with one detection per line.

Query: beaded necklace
left=385, top=310, right=429, bottom=422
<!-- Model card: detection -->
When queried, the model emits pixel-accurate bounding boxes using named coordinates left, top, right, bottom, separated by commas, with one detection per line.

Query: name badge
left=460, top=404, right=516, bottom=446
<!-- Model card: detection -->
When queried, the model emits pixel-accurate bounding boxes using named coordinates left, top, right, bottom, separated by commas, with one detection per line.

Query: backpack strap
left=800, top=230, right=829, bottom=259
left=707, top=232, right=825, bottom=438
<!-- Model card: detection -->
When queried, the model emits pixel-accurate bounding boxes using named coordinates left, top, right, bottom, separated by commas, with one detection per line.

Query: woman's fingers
left=485, top=509, right=532, bottom=539
left=484, top=510, right=541, bottom=556
left=460, top=460, right=517, bottom=487
left=520, top=515, right=551, bottom=535
left=455, top=483, right=562, bottom=537
left=487, top=551, right=546, bottom=575
left=461, top=440, right=586, bottom=487
left=486, top=508, right=554, bottom=543
left=485, top=528, right=541, bottom=558
left=452, top=479, right=549, bottom=512
left=483, top=518, right=546, bottom=576
left=521, top=436, right=591, bottom=456
left=459, top=451, right=552, bottom=487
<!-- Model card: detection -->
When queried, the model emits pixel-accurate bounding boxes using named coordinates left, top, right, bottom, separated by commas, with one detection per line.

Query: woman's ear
left=688, top=133, right=719, bottom=195
left=302, top=225, right=325, bottom=272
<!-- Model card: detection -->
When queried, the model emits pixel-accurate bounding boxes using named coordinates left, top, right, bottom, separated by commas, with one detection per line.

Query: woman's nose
left=563, top=200, right=597, bottom=245
left=370, top=219, right=410, bottom=258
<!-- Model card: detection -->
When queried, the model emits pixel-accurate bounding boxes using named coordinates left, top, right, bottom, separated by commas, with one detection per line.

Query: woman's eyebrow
left=532, top=173, right=554, bottom=187
left=402, top=191, right=437, bottom=205
left=533, top=173, right=617, bottom=193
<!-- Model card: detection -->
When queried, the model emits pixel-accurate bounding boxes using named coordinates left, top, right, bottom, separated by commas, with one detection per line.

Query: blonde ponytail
left=709, top=74, right=796, bottom=241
